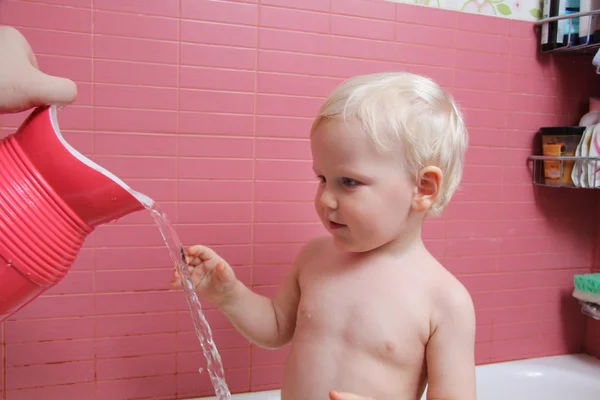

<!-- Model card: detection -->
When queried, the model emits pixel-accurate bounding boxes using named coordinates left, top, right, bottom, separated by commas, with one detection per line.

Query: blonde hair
left=310, top=72, right=468, bottom=216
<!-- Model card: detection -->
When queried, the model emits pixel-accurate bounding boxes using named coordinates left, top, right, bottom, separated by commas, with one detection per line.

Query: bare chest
left=295, top=261, right=428, bottom=365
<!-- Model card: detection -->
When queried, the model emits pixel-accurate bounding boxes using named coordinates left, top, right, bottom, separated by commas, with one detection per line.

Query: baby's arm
left=218, top=254, right=302, bottom=349
left=425, top=284, right=477, bottom=400
left=178, top=239, right=319, bottom=349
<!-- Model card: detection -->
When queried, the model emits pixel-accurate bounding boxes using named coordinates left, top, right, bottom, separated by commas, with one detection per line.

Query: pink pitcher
left=0, top=105, right=149, bottom=321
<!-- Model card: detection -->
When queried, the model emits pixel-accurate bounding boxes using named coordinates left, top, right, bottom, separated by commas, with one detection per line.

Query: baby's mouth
left=329, top=221, right=346, bottom=230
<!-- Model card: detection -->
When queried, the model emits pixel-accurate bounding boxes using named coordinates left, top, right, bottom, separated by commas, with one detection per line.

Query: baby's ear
left=411, top=166, right=443, bottom=213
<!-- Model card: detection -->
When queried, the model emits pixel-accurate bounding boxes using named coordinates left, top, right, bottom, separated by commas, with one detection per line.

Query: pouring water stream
left=130, top=191, right=232, bottom=400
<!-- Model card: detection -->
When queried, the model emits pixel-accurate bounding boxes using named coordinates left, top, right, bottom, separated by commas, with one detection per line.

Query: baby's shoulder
left=425, top=261, right=475, bottom=331
left=293, top=235, right=331, bottom=267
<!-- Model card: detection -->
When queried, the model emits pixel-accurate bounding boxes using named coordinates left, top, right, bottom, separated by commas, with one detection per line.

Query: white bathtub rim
left=190, top=353, right=600, bottom=400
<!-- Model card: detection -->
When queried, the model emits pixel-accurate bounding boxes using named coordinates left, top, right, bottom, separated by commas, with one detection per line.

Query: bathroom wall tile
left=253, top=265, right=292, bottom=286
left=255, top=181, right=317, bottom=202
left=95, top=36, right=178, bottom=64
left=94, top=11, right=178, bottom=41
left=178, top=309, right=238, bottom=332
left=94, top=132, right=177, bottom=156
left=332, top=0, right=395, bottom=20
left=177, top=369, right=250, bottom=397
left=5, top=361, right=94, bottom=390
left=331, top=14, right=395, bottom=41
left=256, top=115, right=314, bottom=138
left=181, top=43, right=256, bottom=70
left=257, top=94, right=323, bottom=118
left=4, top=317, right=94, bottom=344
left=95, top=292, right=180, bottom=315
left=254, top=202, right=318, bottom=223
left=254, top=223, right=325, bottom=244
left=260, top=0, right=330, bottom=12
left=181, top=20, right=257, bottom=48
left=181, top=66, right=255, bottom=93
left=6, top=339, right=94, bottom=366
left=178, top=181, right=253, bottom=202
left=5, top=383, right=95, bottom=400
left=398, top=42, right=455, bottom=67
left=327, top=56, right=398, bottom=79
left=258, top=50, right=331, bottom=76
left=96, top=375, right=176, bottom=400
left=5, top=295, right=94, bottom=320
left=176, top=224, right=252, bottom=246
left=94, top=60, right=178, bottom=87
left=259, top=28, right=330, bottom=55
left=94, top=0, right=179, bottom=17
left=260, top=6, right=329, bottom=34
left=255, top=160, right=314, bottom=181
left=179, top=136, right=254, bottom=158
left=256, top=138, right=311, bottom=160
left=95, top=269, right=172, bottom=293
left=179, top=90, right=255, bottom=114
left=178, top=158, right=254, bottom=180
left=181, top=0, right=258, bottom=25
left=178, top=330, right=249, bottom=351
left=95, top=246, right=172, bottom=270
left=331, top=35, right=398, bottom=62
left=44, top=271, right=94, bottom=295
left=95, top=334, right=177, bottom=359
left=395, top=3, right=456, bottom=29
left=0, top=1, right=92, bottom=32
left=178, top=203, right=253, bottom=224
left=178, top=348, right=250, bottom=372
left=96, top=313, right=177, bottom=337
left=251, top=364, right=285, bottom=387
left=179, top=111, right=255, bottom=136
left=395, top=22, right=454, bottom=48
left=95, top=84, right=178, bottom=111
left=258, top=72, right=339, bottom=97
left=15, top=0, right=92, bottom=7
left=254, top=243, right=305, bottom=265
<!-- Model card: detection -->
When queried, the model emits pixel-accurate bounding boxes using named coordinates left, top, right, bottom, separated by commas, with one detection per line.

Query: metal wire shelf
left=528, top=155, right=600, bottom=188
left=534, top=9, right=600, bottom=55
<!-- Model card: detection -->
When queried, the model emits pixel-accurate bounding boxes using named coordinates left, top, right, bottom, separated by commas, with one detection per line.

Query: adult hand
left=0, top=25, right=77, bottom=114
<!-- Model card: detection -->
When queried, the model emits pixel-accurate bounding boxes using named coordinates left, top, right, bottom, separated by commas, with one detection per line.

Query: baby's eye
left=342, top=177, right=359, bottom=187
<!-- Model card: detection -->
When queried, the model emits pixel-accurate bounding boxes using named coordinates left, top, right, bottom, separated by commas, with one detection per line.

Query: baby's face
left=311, top=119, right=416, bottom=253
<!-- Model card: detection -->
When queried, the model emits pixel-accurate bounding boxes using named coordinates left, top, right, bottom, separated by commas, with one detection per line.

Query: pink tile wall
left=1, top=0, right=600, bottom=398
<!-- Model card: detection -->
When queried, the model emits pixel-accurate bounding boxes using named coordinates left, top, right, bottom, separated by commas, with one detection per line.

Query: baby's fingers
left=169, top=270, right=182, bottom=289
left=214, top=262, right=236, bottom=284
left=186, top=245, right=219, bottom=265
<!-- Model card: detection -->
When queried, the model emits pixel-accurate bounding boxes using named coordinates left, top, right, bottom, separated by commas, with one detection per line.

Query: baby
left=171, top=72, right=476, bottom=400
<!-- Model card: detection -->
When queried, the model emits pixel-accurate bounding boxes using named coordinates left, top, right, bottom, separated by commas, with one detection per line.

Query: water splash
left=144, top=199, right=232, bottom=400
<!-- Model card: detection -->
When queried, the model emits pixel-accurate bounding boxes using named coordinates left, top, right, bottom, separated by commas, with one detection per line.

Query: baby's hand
left=329, top=391, right=374, bottom=400
left=169, top=244, right=238, bottom=306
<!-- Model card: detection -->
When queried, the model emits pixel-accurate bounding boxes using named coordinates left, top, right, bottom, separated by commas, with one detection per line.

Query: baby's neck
left=380, top=222, right=425, bottom=257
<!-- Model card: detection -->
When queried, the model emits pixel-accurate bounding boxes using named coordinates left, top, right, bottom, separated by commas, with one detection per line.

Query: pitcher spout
left=0, top=105, right=150, bottom=321
left=13, top=105, right=150, bottom=225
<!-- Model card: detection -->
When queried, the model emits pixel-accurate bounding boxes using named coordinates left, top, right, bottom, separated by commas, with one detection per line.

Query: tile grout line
left=248, top=0, right=262, bottom=389
left=90, top=2, right=98, bottom=399
left=175, top=0, right=182, bottom=397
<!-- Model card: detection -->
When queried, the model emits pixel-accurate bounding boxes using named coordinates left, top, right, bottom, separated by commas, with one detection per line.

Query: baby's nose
left=319, top=189, right=338, bottom=210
